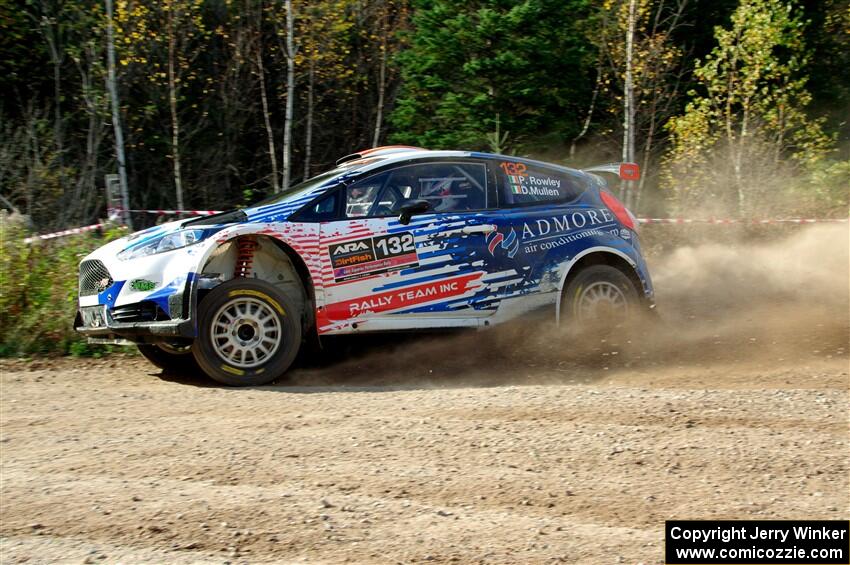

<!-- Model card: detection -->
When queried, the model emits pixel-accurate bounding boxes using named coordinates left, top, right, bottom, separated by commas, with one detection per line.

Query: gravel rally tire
left=561, top=264, right=640, bottom=330
left=137, top=342, right=198, bottom=374
left=193, top=278, right=301, bottom=386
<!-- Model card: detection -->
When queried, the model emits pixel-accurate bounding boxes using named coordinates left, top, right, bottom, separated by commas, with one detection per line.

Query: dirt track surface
left=2, top=225, right=849, bottom=564
left=1, top=352, right=848, bottom=564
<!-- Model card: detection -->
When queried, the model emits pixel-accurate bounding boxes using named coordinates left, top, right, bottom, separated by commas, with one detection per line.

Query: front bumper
left=75, top=275, right=199, bottom=343
left=74, top=315, right=195, bottom=341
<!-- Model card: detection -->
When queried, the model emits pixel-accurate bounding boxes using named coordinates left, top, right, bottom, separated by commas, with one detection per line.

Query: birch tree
left=67, top=2, right=110, bottom=224
left=272, top=0, right=297, bottom=193
left=296, top=0, right=354, bottom=179
left=665, top=0, right=830, bottom=215
left=106, top=0, right=131, bottom=227
left=252, top=2, right=279, bottom=193
left=595, top=0, right=689, bottom=211
left=621, top=0, right=636, bottom=202
left=116, top=0, right=208, bottom=212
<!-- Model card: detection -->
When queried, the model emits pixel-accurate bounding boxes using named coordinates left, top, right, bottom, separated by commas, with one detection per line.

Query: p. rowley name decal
left=500, top=161, right=561, bottom=197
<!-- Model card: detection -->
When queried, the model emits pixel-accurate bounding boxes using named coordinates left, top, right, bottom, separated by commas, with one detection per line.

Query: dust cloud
left=652, top=223, right=848, bottom=319
left=289, top=224, right=849, bottom=387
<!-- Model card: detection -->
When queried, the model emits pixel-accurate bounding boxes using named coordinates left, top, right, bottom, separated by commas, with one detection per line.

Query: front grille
left=79, top=260, right=113, bottom=297
left=110, top=302, right=170, bottom=324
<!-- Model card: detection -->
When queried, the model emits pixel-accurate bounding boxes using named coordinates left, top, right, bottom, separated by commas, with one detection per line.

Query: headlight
left=117, top=229, right=209, bottom=261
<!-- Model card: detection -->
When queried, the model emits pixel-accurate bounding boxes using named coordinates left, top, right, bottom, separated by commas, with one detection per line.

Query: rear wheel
left=193, top=278, right=301, bottom=386
left=137, top=342, right=198, bottom=374
left=561, top=264, right=639, bottom=330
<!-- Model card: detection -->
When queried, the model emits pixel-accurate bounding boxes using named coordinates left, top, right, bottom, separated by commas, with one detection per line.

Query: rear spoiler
left=582, top=162, right=640, bottom=181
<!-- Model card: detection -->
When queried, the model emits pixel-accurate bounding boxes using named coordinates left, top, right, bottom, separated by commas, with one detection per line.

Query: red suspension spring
left=234, top=236, right=258, bottom=278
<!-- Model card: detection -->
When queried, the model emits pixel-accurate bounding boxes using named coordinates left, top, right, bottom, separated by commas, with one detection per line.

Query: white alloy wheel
left=211, top=296, right=283, bottom=368
left=575, top=280, right=629, bottom=322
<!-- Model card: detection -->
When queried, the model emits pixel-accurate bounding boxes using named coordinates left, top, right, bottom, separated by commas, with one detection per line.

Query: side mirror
left=397, top=199, right=431, bottom=225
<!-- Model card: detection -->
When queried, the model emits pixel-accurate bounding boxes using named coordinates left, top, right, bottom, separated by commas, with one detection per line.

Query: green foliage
left=485, top=114, right=511, bottom=154
left=0, top=217, right=127, bottom=356
left=800, top=0, right=850, bottom=145
left=389, top=0, right=594, bottom=151
left=3, top=0, right=848, bottom=228
left=665, top=0, right=833, bottom=216
left=241, top=188, right=254, bottom=206
left=0, top=0, right=47, bottom=98
left=791, top=158, right=850, bottom=216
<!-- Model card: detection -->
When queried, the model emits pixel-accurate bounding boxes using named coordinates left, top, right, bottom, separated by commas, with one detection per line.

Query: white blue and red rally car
left=75, top=147, right=654, bottom=385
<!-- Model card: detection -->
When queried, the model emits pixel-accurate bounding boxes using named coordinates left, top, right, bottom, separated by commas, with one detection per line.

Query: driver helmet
left=422, top=178, right=461, bottom=212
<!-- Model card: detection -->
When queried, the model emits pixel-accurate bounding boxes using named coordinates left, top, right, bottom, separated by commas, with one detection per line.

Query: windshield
left=246, top=169, right=345, bottom=209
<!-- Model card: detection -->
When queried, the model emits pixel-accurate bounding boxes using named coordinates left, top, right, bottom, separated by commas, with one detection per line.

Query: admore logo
left=486, top=228, right=519, bottom=259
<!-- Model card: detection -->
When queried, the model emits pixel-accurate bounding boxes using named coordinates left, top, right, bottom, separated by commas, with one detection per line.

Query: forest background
left=0, top=0, right=847, bottom=355
left=2, top=0, right=848, bottom=230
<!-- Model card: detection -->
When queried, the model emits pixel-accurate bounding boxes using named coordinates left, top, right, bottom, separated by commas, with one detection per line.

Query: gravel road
left=2, top=225, right=848, bottom=564
left=1, top=348, right=847, bottom=564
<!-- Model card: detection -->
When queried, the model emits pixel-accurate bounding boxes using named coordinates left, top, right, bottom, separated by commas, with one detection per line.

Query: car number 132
left=374, top=233, right=416, bottom=259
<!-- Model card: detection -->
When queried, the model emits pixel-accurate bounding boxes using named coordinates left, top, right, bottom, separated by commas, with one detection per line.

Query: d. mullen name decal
left=328, top=232, right=419, bottom=282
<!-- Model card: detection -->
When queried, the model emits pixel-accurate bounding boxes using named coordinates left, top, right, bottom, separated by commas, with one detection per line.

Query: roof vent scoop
left=335, top=145, right=425, bottom=166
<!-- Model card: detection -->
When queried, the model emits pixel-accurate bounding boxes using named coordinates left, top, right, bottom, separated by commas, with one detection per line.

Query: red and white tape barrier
left=130, top=209, right=222, bottom=216
left=109, top=208, right=223, bottom=216
left=637, top=217, right=848, bottom=224
left=22, top=223, right=105, bottom=244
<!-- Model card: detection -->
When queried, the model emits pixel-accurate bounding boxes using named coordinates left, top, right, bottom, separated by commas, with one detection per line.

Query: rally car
left=75, top=146, right=654, bottom=385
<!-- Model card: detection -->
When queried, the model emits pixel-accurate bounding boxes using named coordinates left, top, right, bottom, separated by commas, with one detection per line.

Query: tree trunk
left=570, top=62, right=601, bottom=159
left=44, top=27, right=63, bottom=167
left=773, top=104, right=785, bottom=165
left=621, top=0, right=637, bottom=207
left=735, top=102, right=750, bottom=215
left=256, top=39, right=279, bottom=193
left=25, top=114, right=39, bottom=218
left=636, top=92, right=660, bottom=214
left=167, top=2, right=185, bottom=212
left=303, top=57, right=315, bottom=181
left=372, top=9, right=387, bottom=148
left=281, top=0, right=295, bottom=193
left=105, top=0, right=132, bottom=229
left=70, top=50, right=102, bottom=225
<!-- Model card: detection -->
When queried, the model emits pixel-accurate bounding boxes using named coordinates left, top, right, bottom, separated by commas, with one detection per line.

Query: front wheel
left=560, top=264, right=640, bottom=331
left=193, top=279, right=301, bottom=386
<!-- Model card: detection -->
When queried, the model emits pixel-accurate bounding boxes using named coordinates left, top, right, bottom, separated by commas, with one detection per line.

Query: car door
left=318, top=159, right=502, bottom=327
left=485, top=158, right=619, bottom=302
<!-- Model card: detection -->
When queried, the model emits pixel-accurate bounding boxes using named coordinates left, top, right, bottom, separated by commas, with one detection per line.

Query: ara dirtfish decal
left=328, top=232, right=419, bottom=282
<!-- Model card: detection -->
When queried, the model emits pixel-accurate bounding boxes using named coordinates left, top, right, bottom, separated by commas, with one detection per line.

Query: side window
left=387, top=162, right=488, bottom=214
left=497, top=160, right=586, bottom=206
left=344, top=162, right=489, bottom=218
left=345, top=173, right=388, bottom=218
left=293, top=190, right=339, bottom=222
